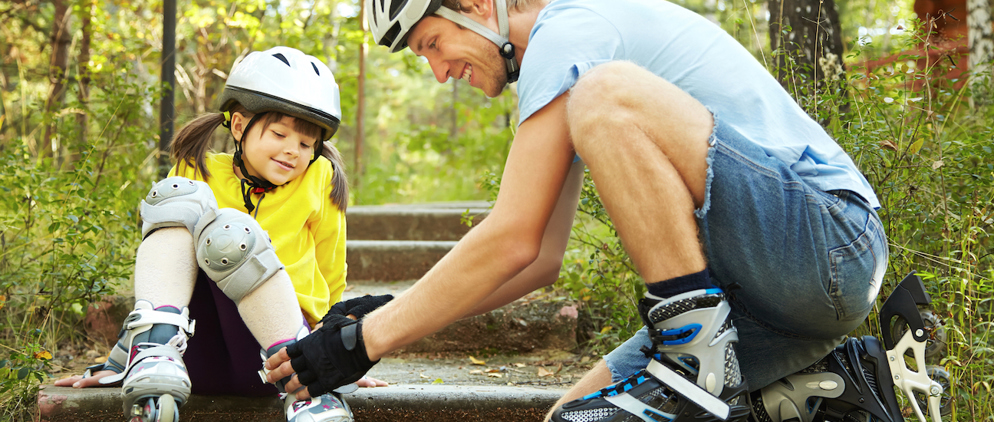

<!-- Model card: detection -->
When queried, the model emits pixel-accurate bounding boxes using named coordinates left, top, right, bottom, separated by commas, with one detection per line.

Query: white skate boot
left=259, top=334, right=355, bottom=422
left=87, top=299, right=195, bottom=422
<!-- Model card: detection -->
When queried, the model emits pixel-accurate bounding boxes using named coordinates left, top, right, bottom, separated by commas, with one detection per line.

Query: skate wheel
left=891, top=309, right=947, bottom=363
left=157, top=394, right=178, bottom=422
left=914, top=366, right=953, bottom=417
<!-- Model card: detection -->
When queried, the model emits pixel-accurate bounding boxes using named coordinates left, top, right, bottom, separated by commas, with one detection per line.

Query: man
left=265, top=0, right=888, bottom=420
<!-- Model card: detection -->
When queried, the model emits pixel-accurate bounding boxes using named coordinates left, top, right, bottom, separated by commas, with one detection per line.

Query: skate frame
left=879, top=273, right=945, bottom=422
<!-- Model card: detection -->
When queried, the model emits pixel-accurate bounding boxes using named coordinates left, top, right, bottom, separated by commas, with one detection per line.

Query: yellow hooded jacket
left=172, top=153, right=347, bottom=326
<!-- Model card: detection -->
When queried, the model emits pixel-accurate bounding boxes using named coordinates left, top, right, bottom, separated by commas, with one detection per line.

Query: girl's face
left=232, top=113, right=317, bottom=186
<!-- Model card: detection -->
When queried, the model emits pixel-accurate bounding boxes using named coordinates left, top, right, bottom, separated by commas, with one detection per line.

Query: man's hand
left=322, top=294, right=393, bottom=324
left=264, top=316, right=377, bottom=399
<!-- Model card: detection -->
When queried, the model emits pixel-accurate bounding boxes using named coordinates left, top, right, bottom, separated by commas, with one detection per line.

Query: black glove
left=321, top=294, right=394, bottom=325
left=287, top=317, right=377, bottom=397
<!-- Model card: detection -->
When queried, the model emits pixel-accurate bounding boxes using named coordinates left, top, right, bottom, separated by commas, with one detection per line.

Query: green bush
left=0, top=80, right=156, bottom=420
left=557, top=169, right=645, bottom=354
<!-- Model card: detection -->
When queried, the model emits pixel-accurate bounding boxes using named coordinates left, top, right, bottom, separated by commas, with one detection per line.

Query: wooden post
left=159, top=0, right=177, bottom=178
left=43, top=0, right=71, bottom=160
left=355, top=0, right=368, bottom=198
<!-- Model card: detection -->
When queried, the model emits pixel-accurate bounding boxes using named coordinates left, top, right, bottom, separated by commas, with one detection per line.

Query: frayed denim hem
left=694, top=107, right=719, bottom=220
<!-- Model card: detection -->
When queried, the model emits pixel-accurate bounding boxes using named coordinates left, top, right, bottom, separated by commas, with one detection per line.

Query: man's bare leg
left=549, top=62, right=749, bottom=421
left=567, top=61, right=712, bottom=282
left=544, top=360, right=612, bottom=422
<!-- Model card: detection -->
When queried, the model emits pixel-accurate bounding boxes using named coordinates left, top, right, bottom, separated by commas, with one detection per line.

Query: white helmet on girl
left=218, top=46, right=342, bottom=198
left=218, top=46, right=342, bottom=141
left=366, top=0, right=519, bottom=82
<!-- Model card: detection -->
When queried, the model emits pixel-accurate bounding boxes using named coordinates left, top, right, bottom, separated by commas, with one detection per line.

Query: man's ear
left=462, top=0, right=493, bottom=21
left=230, top=112, right=248, bottom=142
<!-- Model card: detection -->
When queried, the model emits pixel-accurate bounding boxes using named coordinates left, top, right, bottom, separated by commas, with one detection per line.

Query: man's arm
left=362, top=94, right=575, bottom=360
left=463, top=157, right=584, bottom=317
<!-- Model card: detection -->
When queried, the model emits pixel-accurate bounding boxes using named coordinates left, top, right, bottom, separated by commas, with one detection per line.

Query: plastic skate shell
left=755, top=272, right=948, bottom=422
left=879, top=273, right=946, bottom=422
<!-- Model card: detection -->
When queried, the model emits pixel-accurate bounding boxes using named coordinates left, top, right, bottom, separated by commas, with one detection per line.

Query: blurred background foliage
left=1, top=0, right=992, bottom=419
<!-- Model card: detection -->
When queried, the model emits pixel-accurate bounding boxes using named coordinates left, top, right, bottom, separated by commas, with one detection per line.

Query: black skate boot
left=751, top=272, right=951, bottom=422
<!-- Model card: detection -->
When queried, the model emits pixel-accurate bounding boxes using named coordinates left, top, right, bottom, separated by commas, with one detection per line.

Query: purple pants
left=183, top=271, right=281, bottom=397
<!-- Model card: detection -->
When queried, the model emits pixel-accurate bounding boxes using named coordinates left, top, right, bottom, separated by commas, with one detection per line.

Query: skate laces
left=166, top=332, right=190, bottom=354
left=639, top=347, right=701, bottom=381
left=583, top=370, right=653, bottom=400
left=134, top=332, right=190, bottom=355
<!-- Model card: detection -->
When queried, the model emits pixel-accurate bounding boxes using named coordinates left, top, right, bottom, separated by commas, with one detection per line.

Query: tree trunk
left=967, top=0, right=993, bottom=104
left=160, top=0, right=177, bottom=178
left=355, top=0, right=368, bottom=197
left=76, top=0, right=94, bottom=152
left=768, top=0, right=847, bottom=111
left=43, top=0, right=72, bottom=159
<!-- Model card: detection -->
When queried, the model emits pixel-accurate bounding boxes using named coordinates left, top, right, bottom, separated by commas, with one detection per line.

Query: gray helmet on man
left=366, top=0, right=519, bottom=82
left=218, top=46, right=342, bottom=141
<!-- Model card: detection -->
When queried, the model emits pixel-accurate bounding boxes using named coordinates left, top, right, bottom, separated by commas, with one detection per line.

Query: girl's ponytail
left=320, top=141, right=349, bottom=211
left=171, top=112, right=227, bottom=180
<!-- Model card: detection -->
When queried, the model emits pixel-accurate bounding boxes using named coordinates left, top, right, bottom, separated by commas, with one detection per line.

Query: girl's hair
left=170, top=105, right=349, bottom=210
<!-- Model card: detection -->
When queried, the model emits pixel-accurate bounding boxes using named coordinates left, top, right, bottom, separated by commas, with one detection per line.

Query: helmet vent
left=272, top=53, right=291, bottom=67
left=311, top=62, right=321, bottom=76
left=384, top=24, right=401, bottom=48
left=388, top=0, right=403, bottom=20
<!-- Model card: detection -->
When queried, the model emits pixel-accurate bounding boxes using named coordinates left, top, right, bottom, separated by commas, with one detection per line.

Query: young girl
left=55, top=46, right=382, bottom=422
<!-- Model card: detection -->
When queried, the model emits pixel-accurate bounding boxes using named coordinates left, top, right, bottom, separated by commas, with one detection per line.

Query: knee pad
left=140, top=177, right=218, bottom=239
left=193, top=208, right=284, bottom=303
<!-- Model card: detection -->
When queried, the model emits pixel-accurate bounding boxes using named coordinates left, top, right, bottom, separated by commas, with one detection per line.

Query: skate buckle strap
left=649, top=323, right=703, bottom=346
left=126, top=310, right=195, bottom=337
left=604, top=393, right=676, bottom=422
left=646, top=359, right=731, bottom=420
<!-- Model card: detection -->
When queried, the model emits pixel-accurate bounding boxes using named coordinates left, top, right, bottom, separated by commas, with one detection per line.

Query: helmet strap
left=230, top=111, right=325, bottom=214
left=232, top=112, right=278, bottom=214
left=309, top=133, right=326, bottom=165
left=435, top=0, right=519, bottom=82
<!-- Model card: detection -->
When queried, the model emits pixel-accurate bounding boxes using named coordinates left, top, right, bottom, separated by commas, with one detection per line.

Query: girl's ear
left=230, top=112, right=248, bottom=142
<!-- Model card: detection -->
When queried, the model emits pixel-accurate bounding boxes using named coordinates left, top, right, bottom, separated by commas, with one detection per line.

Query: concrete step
left=346, top=202, right=491, bottom=241
left=39, top=352, right=589, bottom=422
left=346, top=240, right=456, bottom=282
left=37, top=384, right=568, bottom=422
left=85, top=263, right=579, bottom=359
left=343, top=281, right=579, bottom=354
left=83, top=284, right=580, bottom=377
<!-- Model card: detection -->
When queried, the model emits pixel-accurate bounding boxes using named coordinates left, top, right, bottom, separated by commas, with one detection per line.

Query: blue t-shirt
left=517, top=0, right=880, bottom=208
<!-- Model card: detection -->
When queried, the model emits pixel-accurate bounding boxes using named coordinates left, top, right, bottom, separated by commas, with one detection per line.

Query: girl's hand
left=53, top=369, right=117, bottom=388
left=355, top=375, right=389, bottom=388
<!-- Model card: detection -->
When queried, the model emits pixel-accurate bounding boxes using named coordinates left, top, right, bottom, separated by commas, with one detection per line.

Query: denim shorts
left=603, top=113, right=888, bottom=391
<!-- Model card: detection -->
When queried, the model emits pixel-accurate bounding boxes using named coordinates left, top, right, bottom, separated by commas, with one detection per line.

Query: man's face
left=407, top=15, right=507, bottom=97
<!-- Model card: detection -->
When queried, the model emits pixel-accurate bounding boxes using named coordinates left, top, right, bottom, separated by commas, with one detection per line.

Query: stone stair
left=39, top=202, right=583, bottom=421
left=344, top=201, right=490, bottom=281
